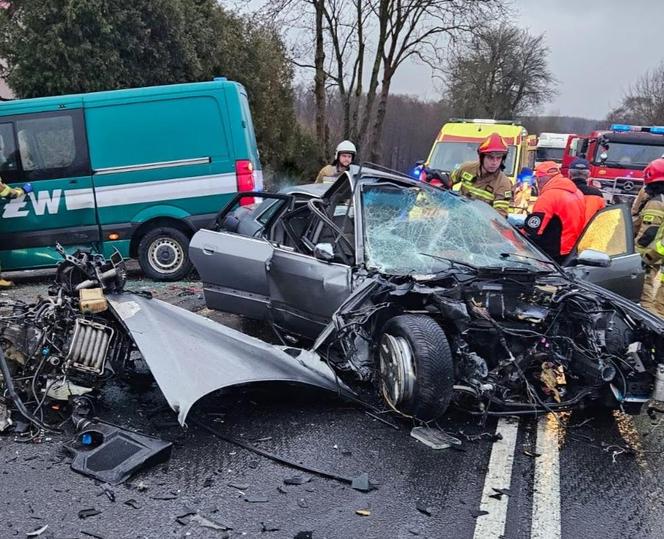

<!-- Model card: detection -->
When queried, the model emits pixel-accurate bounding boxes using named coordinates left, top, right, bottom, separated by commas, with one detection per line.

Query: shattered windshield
left=429, top=141, right=517, bottom=176
left=361, top=183, right=554, bottom=275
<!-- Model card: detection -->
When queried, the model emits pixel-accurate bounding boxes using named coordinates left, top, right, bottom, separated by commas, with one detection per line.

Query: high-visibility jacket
left=450, top=161, right=512, bottom=217
left=572, top=179, right=606, bottom=225
left=0, top=181, right=23, bottom=199
left=524, top=174, right=586, bottom=262
left=633, top=190, right=664, bottom=268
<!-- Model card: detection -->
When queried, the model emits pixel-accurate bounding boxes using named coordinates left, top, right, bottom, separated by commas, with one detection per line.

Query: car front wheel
left=378, top=315, right=454, bottom=421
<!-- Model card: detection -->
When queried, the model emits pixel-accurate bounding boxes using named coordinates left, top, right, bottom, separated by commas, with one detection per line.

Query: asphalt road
left=2, top=270, right=664, bottom=539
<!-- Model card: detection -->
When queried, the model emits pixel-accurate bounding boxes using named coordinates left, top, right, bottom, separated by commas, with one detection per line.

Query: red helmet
left=478, top=133, right=508, bottom=155
left=644, top=158, right=664, bottom=185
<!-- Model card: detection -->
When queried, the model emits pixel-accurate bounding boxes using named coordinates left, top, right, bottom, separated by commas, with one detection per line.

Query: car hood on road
left=108, top=294, right=353, bottom=426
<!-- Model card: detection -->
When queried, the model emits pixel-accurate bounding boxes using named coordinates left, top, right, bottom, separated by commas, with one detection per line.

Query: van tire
left=137, top=227, right=192, bottom=281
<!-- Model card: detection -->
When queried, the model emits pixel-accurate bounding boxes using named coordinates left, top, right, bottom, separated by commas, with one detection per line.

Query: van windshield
left=428, top=141, right=517, bottom=176
left=535, top=147, right=564, bottom=163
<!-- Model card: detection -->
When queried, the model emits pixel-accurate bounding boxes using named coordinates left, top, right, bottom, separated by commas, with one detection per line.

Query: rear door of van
left=0, top=104, right=98, bottom=270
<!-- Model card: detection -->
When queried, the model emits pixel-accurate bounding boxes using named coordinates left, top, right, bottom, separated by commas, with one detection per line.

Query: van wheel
left=138, top=227, right=192, bottom=281
left=378, top=315, right=454, bottom=421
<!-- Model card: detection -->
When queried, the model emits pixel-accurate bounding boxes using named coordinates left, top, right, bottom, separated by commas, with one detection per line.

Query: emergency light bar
left=449, top=118, right=519, bottom=125
left=610, top=123, right=664, bottom=134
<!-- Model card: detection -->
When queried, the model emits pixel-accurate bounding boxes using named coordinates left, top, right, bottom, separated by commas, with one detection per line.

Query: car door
left=564, top=204, right=644, bottom=302
left=267, top=190, right=355, bottom=339
left=189, top=193, right=290, bottom=319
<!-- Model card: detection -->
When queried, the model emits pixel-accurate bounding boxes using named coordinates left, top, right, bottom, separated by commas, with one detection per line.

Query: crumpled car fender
left=108, top=294, right=353, bottom=426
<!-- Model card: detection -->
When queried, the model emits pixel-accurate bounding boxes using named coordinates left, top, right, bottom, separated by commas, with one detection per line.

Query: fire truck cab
left=561, top=124, right=664, bottom=204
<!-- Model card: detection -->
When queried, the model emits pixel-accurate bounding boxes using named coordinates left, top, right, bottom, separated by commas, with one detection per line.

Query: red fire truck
left=561, top=124, right=664, bottom=204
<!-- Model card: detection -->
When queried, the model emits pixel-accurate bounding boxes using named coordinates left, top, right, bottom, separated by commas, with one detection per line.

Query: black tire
left=378, top=314, right=455, bottom=421
left=137, top=226, right=192, bottom=281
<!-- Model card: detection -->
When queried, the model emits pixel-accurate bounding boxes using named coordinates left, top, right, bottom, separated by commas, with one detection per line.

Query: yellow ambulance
left=424, top=118, right=534, bottom=184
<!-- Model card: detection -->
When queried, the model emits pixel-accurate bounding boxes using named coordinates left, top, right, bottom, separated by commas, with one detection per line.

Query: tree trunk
left=369, top=68, right=393, bottom=163
left=313, top=0, right=327, bottom=161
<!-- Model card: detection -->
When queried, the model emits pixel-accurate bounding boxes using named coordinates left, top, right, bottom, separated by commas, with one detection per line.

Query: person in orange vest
left=568, top=157, right=605, bottom=224
left=523, top=161, right=585, bottom=263
left=449, top=133, right=513, bottom=217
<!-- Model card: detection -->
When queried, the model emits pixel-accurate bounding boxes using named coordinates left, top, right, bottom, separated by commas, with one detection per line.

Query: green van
left=0, top=78, right=262, bottom=280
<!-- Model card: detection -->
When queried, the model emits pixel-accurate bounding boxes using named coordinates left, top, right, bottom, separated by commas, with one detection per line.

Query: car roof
left=277, top=183, right=329, bottom=197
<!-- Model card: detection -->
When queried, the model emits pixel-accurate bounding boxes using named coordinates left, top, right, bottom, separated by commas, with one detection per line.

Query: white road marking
left=473, top=417, right=520, bottom=539
left=531, top=414, right=561, bottom=539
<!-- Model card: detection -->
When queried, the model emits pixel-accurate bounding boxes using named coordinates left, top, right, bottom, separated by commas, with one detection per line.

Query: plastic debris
left=245, top=496, right=269, bottom=503
left=355, top=509, right=371, bottom=517
left=26, top=524, right=49, bottom=537
left=351, top=472, right=375, bottom=493
left=191, top=514, right=231, bottom=532
left=261, top=522, right=280, bottom=532
left=284, top=475, right=311, bottom=486
left=410, top=426, right=462, bottom=450
left=123, top=499, right=140, bottom=509
left=415, top=502, right=432, bottom=516
left=294, top=533, right=313, bottom=539
left=78, top=508, right=102, bottom=519
left=228, top=482, right=250, bottom=490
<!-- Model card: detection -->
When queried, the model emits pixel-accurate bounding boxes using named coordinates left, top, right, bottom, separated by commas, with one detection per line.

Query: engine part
left=66, top=319, right=114, bottom=374
left=45, top=379, right=94, bottom=401
left=79, top=288, right=108, bottom=314
left=572, top=352, right=616, bottom=383
left=0, top=401, right=11, bottom=432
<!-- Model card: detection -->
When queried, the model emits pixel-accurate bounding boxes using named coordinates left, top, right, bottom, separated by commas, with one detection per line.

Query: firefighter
left=633, top=158, right=664, bottom=317
left=0, top=181, right=31, bottom=287
left=523, top=161, right=585, bottom=263
left=450, top=133, right=513, bottom=217
left=568, top=157, right=605, bottom=224
left=316, top=140, right=356, bottom=184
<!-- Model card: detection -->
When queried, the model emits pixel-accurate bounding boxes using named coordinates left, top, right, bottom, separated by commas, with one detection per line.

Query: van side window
left=0, top=123, right=18, bottom=175
left=14, top=110, right=90, bottom=181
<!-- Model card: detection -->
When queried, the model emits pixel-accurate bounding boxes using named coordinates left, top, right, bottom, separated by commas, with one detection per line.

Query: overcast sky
left=390, top=0, right=664, bottom=119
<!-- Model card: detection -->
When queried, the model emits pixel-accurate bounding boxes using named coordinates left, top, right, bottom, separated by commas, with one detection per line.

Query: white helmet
left=335, top=140, right=356, bottom=161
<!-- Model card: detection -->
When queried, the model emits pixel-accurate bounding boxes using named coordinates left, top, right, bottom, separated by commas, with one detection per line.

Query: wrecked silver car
left=191, top=168, right=664, bottom=420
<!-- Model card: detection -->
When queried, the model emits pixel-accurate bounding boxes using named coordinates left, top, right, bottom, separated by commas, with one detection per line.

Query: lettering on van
left=3, top=190, right=62, bottom=218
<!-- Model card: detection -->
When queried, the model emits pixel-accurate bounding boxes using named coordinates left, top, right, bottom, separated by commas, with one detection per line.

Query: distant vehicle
left=561, top=124, right=664, bottom=205
left=0, top=79, right=262, bottom=280
left=535, top=132, right=571, bottom=165
left=420, top=119, right=535, bottom=185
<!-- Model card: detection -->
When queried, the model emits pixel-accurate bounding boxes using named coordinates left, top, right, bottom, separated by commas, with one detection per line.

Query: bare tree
left=607, top=62, right=664, bottom=125
left=444, top=24, right=557, bottom=119
left=259, top=0, right=505, bottom=163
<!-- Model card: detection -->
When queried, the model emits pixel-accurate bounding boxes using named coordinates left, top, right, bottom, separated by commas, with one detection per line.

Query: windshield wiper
left=499, top=252, right=559, bottom=270
left=418, top=252, right=478, bottom=272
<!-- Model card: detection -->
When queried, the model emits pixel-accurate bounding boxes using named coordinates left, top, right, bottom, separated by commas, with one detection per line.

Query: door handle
left=202, top=245, right=215, bottom=255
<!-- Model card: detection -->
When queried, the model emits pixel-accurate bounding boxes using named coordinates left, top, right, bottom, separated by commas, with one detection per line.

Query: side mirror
left=313, top=242, right=334, bottom=262
left=577, top=249, right=611, bottom=268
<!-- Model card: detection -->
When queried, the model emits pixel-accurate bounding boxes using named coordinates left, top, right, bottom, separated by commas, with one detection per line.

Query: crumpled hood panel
left=108, top=294, right=352, bottom=426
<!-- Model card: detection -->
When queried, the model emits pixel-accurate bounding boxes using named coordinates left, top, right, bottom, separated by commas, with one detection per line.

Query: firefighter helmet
left=644, top=158, right=664, bottom=185
left=477, top=133, right=508, bottom=155
left=335, top=140, right=356, bottom=161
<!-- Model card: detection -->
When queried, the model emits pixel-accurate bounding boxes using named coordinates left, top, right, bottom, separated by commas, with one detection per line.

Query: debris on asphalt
left=261, top=521, right=280, bottom=532
left=297, top=498, right=309, bottom=508
left=351, top=472, right=375, bottom=492
left=123, top=499, right=140, bottom=509
left=245, top=496, right=270, bottom=503
left=355, top=509, right=371, bottom=517
left=415, top=501, right=432, bottom=516
left=80, top=531, right=105, bottom=539
left=78, top=508, right=102, bottom=519
left=190, top=513, right=231, bottom=532
left=284, top=475, right=311, bottom=486
left=228, top=482, right=250, bottom=491
left=523, top=449, right=541, bottom=458
left=98, top=485, right=115, bottom=502
left=150, top=492, right=178, bottom=501
left=277, top=486, right=288, bottom=494
left=489, top=488, right=512, bottom=500
left=410, top=426, right=462, bottom=449
left=26, top=524, right=49, bottom=537
left=294, top=532, right=313, bottom=539
left=470, top=509, right=489, bottom=518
